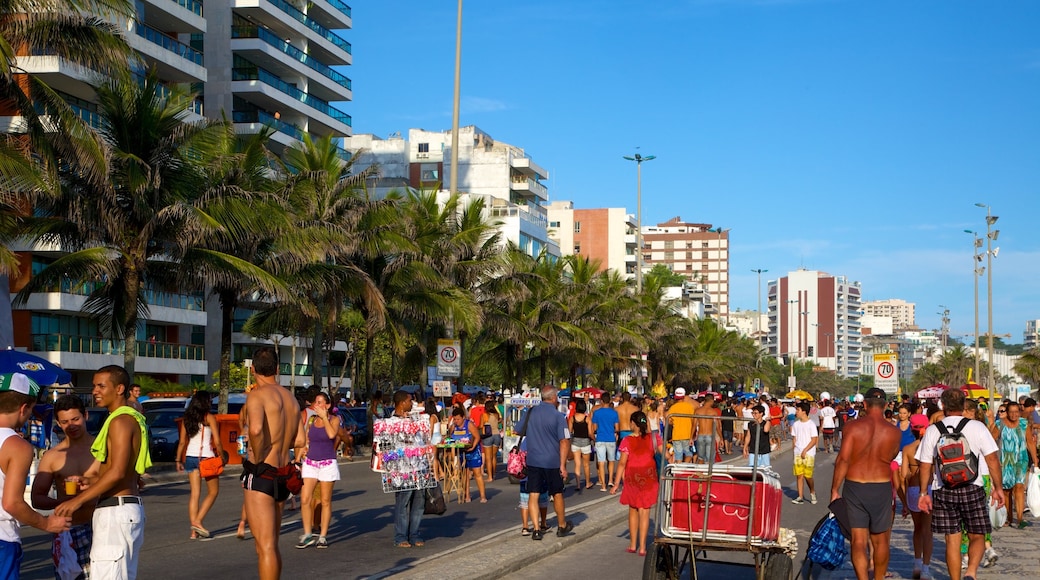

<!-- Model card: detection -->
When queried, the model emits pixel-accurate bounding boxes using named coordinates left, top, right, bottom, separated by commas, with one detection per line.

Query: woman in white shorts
left=568, top=399, right=593, bottom=491
left=297, top=392, right=341, bottom=549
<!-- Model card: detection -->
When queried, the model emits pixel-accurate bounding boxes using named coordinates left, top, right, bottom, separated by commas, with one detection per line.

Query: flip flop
left=190, top=525, right=211, bottom=539
left=626, top=547, right=636, bottom=553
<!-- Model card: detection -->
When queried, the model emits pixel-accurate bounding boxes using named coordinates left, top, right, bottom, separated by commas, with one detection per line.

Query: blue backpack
left=806, top=514, right=848, bottom=571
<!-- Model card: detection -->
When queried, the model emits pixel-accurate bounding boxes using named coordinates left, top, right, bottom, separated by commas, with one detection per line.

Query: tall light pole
left=751, top=268, right=768, bottom=342
left=623, top=152, right=655, bottom=293
left=824, top=332, right=833, bottom=370
left=964, top=230, right=983, bottom=382
left=787, top=298, right=798, bottom=383
left=449, top=0, right=463, bottom=195
left=976, top=203, right=999, bottom=411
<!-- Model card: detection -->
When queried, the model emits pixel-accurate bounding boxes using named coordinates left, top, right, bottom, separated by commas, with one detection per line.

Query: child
left=517, top=438, right=547, bottom=535
left=790, top=401, right=819, bottom=504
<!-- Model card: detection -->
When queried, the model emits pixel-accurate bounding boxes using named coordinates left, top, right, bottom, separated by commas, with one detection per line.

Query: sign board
left=1015, top=384, right=1032, bottom=401
left=437, top=339, right=461, bottom=377
left=432, top=380, right=452, bottom=397
left=787, top=375, right=797, bottom=390
left=874, top=353, right=899, bottom=394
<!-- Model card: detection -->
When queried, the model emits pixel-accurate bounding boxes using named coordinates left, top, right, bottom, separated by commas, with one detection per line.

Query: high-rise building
left=347, top=126, right=557, bottom=258
left=642, top=217, right=729, bottom=319
left=8, top=3, right=354, bottom=387
left=862, top=299, right=916, bottom=330
left=546, top=202, right=636, bottom=278
left=768, top=269, right=863, bottom=378
left=1025, top=319, right=1040, bottom=349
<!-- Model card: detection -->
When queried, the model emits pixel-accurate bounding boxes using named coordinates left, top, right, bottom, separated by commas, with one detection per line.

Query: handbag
left=286, top=462, right=304, bottom=495
left=506, top=411, right=531, bottom=481
left=424, top=483, right=447, bottom=515
left=197, top=423, right=224, bottom=479
left=806, top=514, right=848, bottom=571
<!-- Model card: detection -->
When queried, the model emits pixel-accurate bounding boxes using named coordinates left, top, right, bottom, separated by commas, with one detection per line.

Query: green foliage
left=645, top=264, right=687, bottom=287
left=211, top=362, right=251, bottom=391
left=135, top=375, right=188, bottom=394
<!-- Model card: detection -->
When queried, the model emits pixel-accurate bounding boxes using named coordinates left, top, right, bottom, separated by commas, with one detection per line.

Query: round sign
left=439, top=347, right=458, bottom=364
left=877, top=362, right=895, bottom=379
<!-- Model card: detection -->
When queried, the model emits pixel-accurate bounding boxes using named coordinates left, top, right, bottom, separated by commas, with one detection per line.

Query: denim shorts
left=748, top=453, right=771, bottom=468
left=481, top=434, right=502, bottom=448
left=183, top=456, right=201, bottom=473
left=518, top=492, right=550, bottom=508
left=695, top=435, right=714, bottom=460
left=594, top=441, right=616, bottom=462
left=672, top=439, right=694, bottom=461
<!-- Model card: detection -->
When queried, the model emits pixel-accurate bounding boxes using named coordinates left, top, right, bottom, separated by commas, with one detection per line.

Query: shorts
left=90, top=500, right=144, bottom=580
left=481, top=434, right=502, bottom=448
left=932, top=484, right=991, bottom=536
left=822, top=428, right=835, bottom=436
left=595, top=441, right=616, bottom=462
left=844, top=480, right=894, bottom=534
left=465, top=448, right=483, bottom=469
left=793, top=454, right=815, bottom=478
left=0, top=540, right=22, bottom=580
left=695, top=435, right=714, bottom=461
left=571, top=437, right=592, bottom=455
left=672, top=439, right=694, bottom=462
left=241, top=460, right=294, bottom=502
left=906, top=486, right=930, bottom=513
left=302, top=457, right=341, bottom=482
left=748, top=453, right=771, bottom=468
left=722, top=430, right=733, bottom=442
left=519, top=479, right=550, bottom=508
left=526, top=465, right=565, bottom=498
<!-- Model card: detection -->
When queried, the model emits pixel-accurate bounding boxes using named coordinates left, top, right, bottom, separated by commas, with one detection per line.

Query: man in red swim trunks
left=241, top=347, right=303, bottom=580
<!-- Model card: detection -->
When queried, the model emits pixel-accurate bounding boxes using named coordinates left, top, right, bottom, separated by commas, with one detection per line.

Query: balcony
left=232, top=65, right=351, bottom=134
left=509, top=176, right=548, bottom=200
left=267, top=0, right=351, bottom=57
left=32, top=333, right=203, bottom=360
left=139, top=0, right=206, bottom=34
left=231, top=25, right=351, bottom=94
left=135, top=22, right=203, bottom=66
left=307, top=0, right=352, bottom=31
left=129, top=21, right=206, bottom=83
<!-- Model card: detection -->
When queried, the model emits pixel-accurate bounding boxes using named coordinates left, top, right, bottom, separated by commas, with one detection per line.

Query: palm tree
left=1013, top=348, right=1040, bottom=389
left=16, top=72, right=225, bottom=376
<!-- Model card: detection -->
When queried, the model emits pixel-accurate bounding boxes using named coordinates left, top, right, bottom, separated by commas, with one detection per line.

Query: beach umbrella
left=572, top=387, right=605, bottom=397
left=787, top=390, right=814, bottom=401
left=915, top=384, right=948, bottom=399
left=0, top=348, right=71, bottom=386
left=696, top=391, right=723, bottom=401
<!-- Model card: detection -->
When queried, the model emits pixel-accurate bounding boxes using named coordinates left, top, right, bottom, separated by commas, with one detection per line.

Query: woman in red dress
left=610, top=411, right=660, bottom=556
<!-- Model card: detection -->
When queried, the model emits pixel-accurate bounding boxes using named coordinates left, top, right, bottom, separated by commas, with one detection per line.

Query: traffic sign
left=437, top=339, right=461, bottom=377
left=874, top=353, right=898, bottom=394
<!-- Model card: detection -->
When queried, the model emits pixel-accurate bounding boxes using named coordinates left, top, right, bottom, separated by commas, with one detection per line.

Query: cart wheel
left=764, top=553, right=794, bottom=580
left=641, top=544, right=674, bottom=580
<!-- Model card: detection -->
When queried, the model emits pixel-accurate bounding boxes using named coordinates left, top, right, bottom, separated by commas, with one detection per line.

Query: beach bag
left=424, top=483, right=447, bottom=515
left=1027, top=467, right=1040, bottom=516
left=507, top=411, right=531, bottom=481
left=197, top=425, right=224, bottom=478
left=934, top=418, right=979, bottom=488
left=806, top=514, right=848, bottom=571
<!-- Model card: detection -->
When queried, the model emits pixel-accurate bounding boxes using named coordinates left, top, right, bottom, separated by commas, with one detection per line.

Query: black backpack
left=934, top=418, right=979, bottom=488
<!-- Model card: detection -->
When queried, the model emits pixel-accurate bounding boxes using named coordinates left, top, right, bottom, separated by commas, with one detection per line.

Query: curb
left=381, top=494, right=629, bottom=580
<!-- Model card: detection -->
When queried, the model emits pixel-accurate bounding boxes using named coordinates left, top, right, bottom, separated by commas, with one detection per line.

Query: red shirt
left=469, top=405, right=485, bottom=427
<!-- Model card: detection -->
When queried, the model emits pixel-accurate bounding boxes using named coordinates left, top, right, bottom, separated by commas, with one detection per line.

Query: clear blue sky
left=346, top=1, right=1039, bottom=342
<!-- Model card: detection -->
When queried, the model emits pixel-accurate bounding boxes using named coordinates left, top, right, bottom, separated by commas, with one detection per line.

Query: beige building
left=642, top=217, right=729, bottom=318
left=862, top=299, right=916, bottom=330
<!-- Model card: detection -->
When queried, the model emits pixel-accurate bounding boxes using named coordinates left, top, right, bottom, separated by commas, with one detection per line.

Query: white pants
left=91, top=501, right=145, bottom=580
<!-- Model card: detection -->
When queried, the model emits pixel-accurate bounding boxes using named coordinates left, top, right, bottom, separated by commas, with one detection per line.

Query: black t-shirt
left=721, top=408, right=736, bottom=432
left=747, top=421, right=771, bottom=455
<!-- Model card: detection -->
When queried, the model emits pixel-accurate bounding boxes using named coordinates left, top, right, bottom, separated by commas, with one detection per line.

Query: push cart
left=644, top=412, right=795, bottom=580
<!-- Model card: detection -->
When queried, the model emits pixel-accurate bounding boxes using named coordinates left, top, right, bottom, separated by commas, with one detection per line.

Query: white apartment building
left=347, top=126, right=558, bottom=259
left=768, top=269, right=863, bottom=378
left=9, top=0, right=354, bottom=387
left=546, top=202, right=636, bottom=279
left=862, top=299, right=916, bottom=330
left=1025, top=319, right=1040, bottom=349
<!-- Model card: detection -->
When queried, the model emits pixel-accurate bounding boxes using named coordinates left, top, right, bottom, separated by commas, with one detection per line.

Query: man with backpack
left=916, top=387, right=1004, bottom=580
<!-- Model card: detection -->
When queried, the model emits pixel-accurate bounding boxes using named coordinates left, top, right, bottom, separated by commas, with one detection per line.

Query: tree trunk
left=311, top=313, right=324, bottom=389
left=122, top=266, right=140, bottom=379
left=364, top=333, right=375, bottom=399
left=290, top=337, right=297, bottom=392
left=217, top=290, right=236, bottom=414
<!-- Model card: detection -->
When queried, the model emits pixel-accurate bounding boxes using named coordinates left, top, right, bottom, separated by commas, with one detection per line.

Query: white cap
left=674, top=387, right=686, bottom=398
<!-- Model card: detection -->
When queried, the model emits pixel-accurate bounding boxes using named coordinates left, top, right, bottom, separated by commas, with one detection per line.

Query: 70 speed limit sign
left=437, top=339, right=461, bottom=377
left=874, top=353, right=898, bottom=394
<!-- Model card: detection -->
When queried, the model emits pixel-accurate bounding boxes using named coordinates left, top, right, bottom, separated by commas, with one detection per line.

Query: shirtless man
left=240, top=347, right=303, bottom=580
left=830, top=388, right=901, bottom=580
left=32, top=396, right=96, bottom=580
left=616, top=392, right=639, bottom=443
left=56, top=365, right=151, bottom=580
left=1, top=373, right=71, bottom=578
left=126, top=383, right=143, bottom=413
left=693, top=396, right=721, bottom=464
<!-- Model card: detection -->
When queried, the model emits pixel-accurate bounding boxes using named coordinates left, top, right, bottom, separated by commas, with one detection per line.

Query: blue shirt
left=524, top=403, right=568, bottom=469
left=591, top=406, right=619, bottom=442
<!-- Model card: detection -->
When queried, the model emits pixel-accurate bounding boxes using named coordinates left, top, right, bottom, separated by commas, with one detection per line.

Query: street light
left=963, top=230, right=983, bottom=382
left=975, top=203, right=999, bottom=411
left=786, top=299, right=798, bottom=383
left=751, top=268, right=768, bottom=341
left=623, top=152, right=656, bottom=293
left=449, top=0, right=463, bottom=195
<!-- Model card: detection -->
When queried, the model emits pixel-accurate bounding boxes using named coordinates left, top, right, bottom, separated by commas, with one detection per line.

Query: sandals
left=521, top=527, right=531, bottom=536
left=190, top=525, right=211, bottom=539
left=395, top=541, right=412, bottom=548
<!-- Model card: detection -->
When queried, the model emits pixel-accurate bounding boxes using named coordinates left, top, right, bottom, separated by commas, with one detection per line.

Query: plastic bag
left=1027, top=467, right=1040, bottom=516
left=989, top=500, right=1007, bottom=529
left=52, top=530, right=82, bottom=580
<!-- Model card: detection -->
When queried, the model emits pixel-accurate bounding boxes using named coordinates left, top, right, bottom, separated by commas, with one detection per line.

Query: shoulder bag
left=506, top=410, right=532, bottom=482
left=198, top=421, right=225, bottom=479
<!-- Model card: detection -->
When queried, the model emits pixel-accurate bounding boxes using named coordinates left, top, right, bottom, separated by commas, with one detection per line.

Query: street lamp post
left=449, top=0, right=463, bottom=195
left=751, top=268, right=768, bottom=342
left=975, top=203, right=999, bottom=411
left=964, top=230, right=983, bottom=382
left=787, top=299, right=798, bottom=385
left=623, top=152, right=655, bottom=293
left=824, top=332, right=833, bottom=370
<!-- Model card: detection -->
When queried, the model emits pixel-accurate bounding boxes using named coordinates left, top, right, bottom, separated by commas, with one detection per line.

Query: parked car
left=337, top=406, right=369, bottom=445
left=145, top=408, right=185, bottom=462
left=84, top=407, right=111, bottom=437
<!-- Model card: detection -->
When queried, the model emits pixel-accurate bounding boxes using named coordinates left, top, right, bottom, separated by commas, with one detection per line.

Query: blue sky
left=346, top=1, right=1039, bottom=342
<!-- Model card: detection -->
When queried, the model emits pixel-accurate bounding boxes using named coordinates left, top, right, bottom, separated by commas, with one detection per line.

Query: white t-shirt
left=819, top=406, right=837, bottom=429
left=791, top=420, right=818, bottom=457
left=742, top=406, right=754, bottom=431
left=915, top=416, right=998, bottom=488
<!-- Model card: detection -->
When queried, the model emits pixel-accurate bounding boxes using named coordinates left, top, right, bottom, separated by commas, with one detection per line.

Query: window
left=574, top=243, right=581, bottom=254
left=702, top=251, right=709, bottom=259
left=549, top=221, right=560, bottom=228
left=420, top=163, right=439, bottom=181
left=574, top=222, right=581, bottom=233
left=664, top=240, right=674, bottom=249
left=418, top=143, right=429, bottom=153
left=701, top=242, right=708, bottom=248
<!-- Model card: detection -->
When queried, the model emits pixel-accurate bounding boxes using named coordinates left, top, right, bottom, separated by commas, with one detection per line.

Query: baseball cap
left=910, top=414, right=929, bottom=432
left=0, top=373, right=39, bottom=397
left=674, top=387, right=686, bottom=398
left=864, top=388, right=887, bottom=400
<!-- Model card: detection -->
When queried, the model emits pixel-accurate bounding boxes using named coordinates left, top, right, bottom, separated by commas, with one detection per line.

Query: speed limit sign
left=437, top=339, right=461, bottom=377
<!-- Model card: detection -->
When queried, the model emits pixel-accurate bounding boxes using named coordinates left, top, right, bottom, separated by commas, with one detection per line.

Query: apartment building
left=862, top=299, right=916, bottom=330
left=641, top=217, right=729, bottom=319
left=768, top=269, right=863, bottom=378
left=347, top=126, right=558, bottom=259
left=8, top=0, right=354, bottom=387
left=546, top=202, right=636, bottom=278
left=1025, top=319, right=1040, bottom=349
